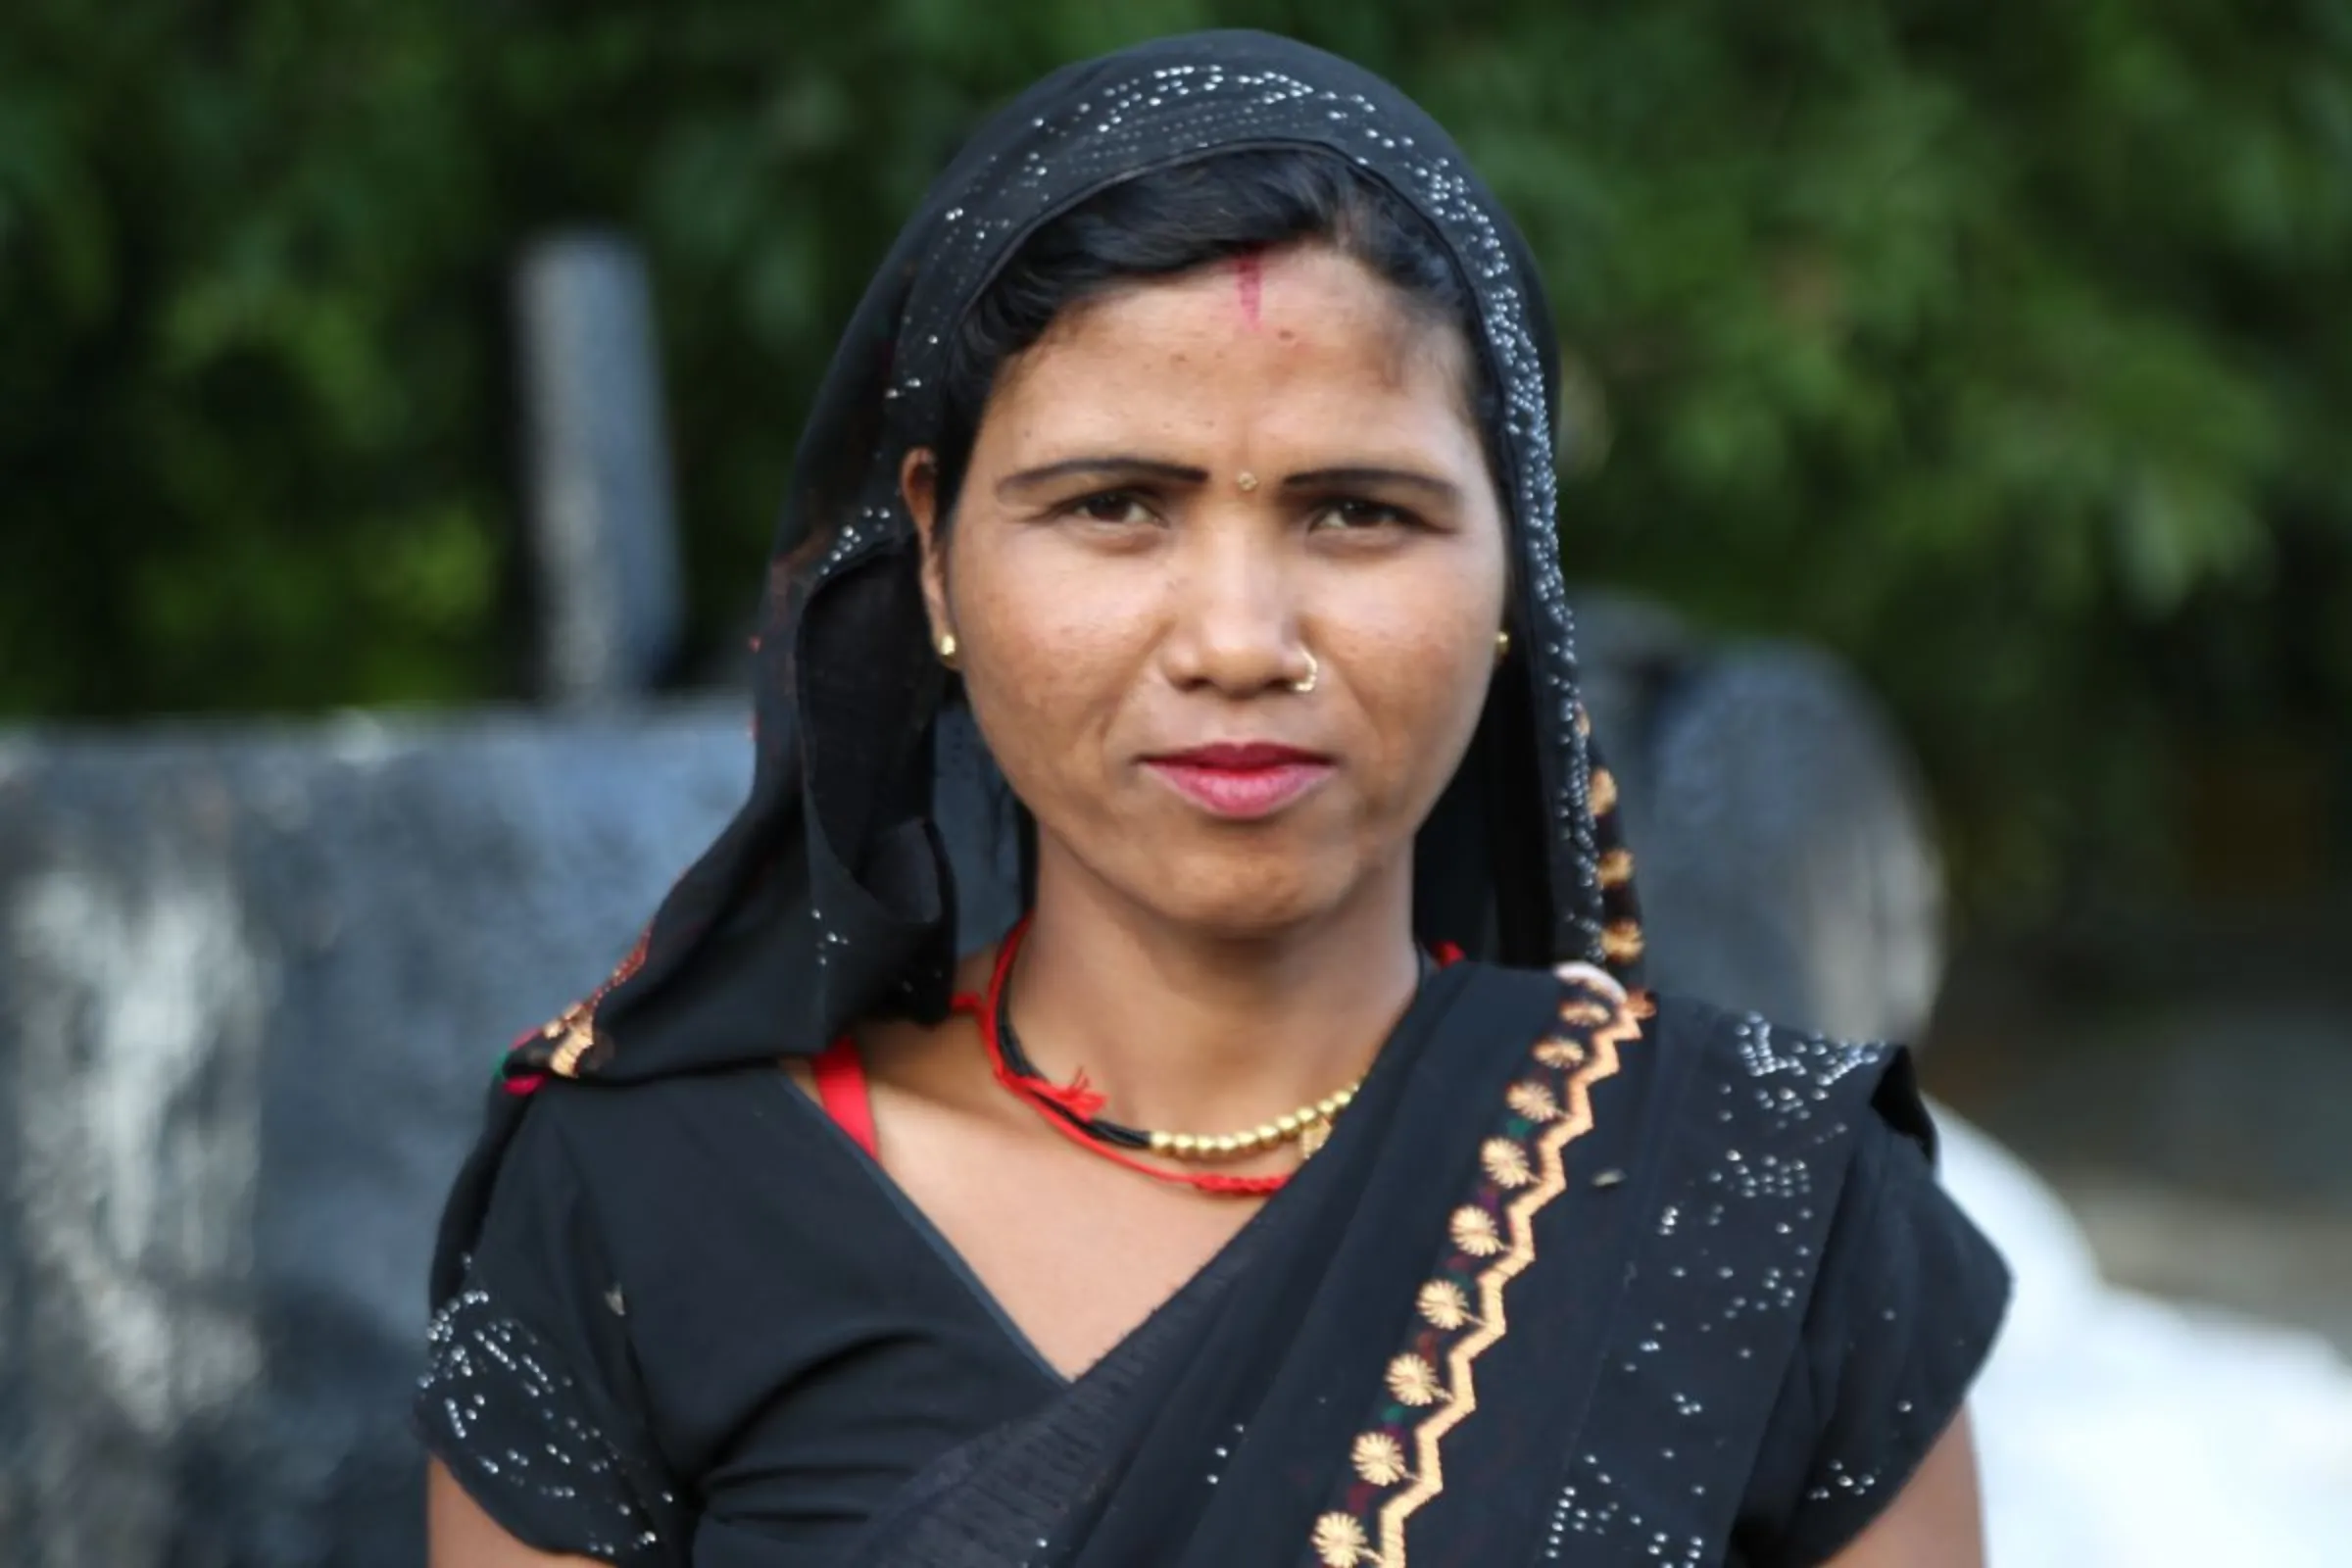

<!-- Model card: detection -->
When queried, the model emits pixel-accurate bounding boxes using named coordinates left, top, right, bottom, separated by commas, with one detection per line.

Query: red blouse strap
left=810, top=1036, right=879, bottom=1160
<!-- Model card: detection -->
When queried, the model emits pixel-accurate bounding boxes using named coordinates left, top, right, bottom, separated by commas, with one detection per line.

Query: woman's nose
left=1156, top=519, right=1305, bottom=697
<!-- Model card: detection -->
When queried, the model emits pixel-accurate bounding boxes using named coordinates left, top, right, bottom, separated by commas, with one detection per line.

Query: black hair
left=926, top=148, right=1505, bottom=531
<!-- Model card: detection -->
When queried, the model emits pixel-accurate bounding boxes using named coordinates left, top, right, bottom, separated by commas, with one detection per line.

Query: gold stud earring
left=937, top=631, right=958, bottom=668
left=1495, top=629, right=1512, bottom=662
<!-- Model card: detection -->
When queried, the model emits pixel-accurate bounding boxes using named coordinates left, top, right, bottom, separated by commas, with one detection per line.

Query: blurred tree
left=2, top=0, right=2346, bottom=921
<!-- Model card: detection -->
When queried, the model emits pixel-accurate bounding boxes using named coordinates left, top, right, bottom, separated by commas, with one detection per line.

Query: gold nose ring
left=1290, top=650, right=1319, bottom=695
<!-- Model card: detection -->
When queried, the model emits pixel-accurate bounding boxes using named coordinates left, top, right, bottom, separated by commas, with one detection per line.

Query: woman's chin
left=1110, top=858, right=1371, bottom=944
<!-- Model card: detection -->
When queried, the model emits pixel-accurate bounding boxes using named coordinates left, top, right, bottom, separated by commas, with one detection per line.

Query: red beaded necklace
left=951, top=918, right=1460, bottom=1197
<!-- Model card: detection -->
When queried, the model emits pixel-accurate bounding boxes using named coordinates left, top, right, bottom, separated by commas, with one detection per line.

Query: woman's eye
left=1310, top=499, right=1413, bottom=532
left=1068, top=491, right=1154, bottom=526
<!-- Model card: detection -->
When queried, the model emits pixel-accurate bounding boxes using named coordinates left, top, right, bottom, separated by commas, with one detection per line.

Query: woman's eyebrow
left=1283, top=466, right=1460, bottom=504
left=997, top=457, right=1208, bottom=497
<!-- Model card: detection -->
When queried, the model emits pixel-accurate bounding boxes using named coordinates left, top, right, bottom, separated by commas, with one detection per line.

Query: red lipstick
left=1143, top=742, right=1335, bottom=820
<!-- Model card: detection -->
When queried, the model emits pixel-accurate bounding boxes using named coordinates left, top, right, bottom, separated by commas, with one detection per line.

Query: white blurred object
left=1936, top=1105, right=2352, bottom=1566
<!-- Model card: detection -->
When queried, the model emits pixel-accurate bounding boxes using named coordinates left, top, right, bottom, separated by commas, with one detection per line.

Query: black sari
left=420, top=30, right=2006, bottom=1568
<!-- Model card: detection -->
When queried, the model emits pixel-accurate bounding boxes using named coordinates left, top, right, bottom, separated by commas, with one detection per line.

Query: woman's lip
left=1143, top=758, right=1335, bottom=820
left=1149, top=742, right=1330, bottom=769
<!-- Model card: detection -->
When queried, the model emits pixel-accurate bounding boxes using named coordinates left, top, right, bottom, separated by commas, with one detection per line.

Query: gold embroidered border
left=1314, top=974, right=1641, bottom=1567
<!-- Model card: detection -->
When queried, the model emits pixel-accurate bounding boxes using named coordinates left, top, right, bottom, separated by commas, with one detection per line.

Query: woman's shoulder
left=1638, top=989, right=1931, bottom=1160
left=1535, top=981, right=1970, bottom=1278
left=1453, top=964, right=1933, bottom=1179
left=1474, top=966, right=1912, bottom=1137
left=509, top=1054, right=839, bottom=1152
left=1511, top=985, right=2008, bottom=1558
left=472, top=1060, right=869, bottom=1271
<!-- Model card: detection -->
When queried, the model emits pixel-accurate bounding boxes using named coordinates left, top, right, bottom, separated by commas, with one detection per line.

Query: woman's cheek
left=1345, top=592, right=1494, bottom=711
left=1361, top=612, right=1494, bottom=795
left=961, top=616, right=1141, bottom=805
left=981, top=548, right=1162, bottom=665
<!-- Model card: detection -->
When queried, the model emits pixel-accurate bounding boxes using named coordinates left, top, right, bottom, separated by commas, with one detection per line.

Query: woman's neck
left=1005, top=850, right=1424, bottom=1136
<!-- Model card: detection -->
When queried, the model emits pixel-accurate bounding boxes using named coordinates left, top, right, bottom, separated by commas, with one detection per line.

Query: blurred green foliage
left=4, top=0, right=2348, bottom=917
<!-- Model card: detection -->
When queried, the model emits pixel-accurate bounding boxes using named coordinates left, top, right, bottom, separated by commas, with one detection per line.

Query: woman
left=420, top=30, right=2006, bottom=1567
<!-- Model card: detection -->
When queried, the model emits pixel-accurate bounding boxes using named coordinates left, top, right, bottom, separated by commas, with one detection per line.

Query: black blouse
left=416, top=998, right=2006, bottom=1566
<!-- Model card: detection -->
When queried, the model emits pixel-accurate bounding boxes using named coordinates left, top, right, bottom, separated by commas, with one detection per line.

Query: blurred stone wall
left=0, top=708, right=749, bottom=1568
left=0, top=604, right=1941, bottom=1567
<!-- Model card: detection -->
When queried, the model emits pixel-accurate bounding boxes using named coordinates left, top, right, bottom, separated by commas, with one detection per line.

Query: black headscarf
left=436, top=24, right=1643, bottom=1301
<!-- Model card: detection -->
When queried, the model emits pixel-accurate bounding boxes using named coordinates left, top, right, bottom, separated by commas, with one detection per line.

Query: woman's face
left=905, top=243, right=1509, bottom=940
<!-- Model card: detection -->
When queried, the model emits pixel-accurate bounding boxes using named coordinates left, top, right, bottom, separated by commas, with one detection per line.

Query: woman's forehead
left=1044, top=245, right=1430, bottom=346
left=990, top=248, right=1478, bottom=440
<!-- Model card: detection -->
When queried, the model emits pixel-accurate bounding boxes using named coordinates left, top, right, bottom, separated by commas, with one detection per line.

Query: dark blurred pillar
left=514, top=234, right=685, bottom=703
